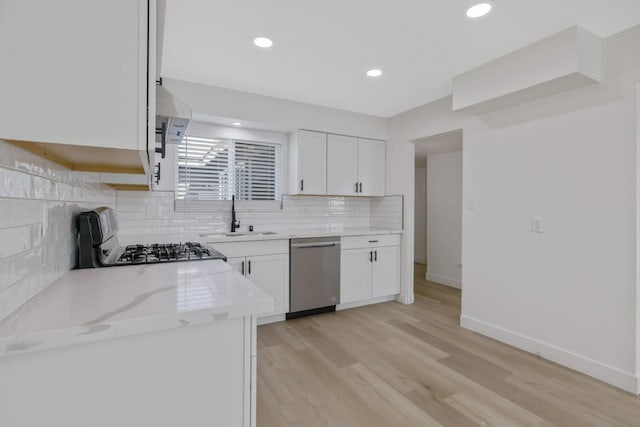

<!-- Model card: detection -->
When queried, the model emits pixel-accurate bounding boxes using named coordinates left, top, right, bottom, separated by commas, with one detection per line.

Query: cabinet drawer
left=208, top=239, right=289, bottom=258
left=341, top=234, right=401, bottom=250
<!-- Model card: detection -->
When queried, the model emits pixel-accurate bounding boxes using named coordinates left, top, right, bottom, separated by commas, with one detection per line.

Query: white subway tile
left=0, top=226, right=34, bottom=258
left=0, top=167, right=31, bottom=198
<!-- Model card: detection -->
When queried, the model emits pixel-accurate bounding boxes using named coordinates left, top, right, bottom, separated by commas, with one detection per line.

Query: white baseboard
left=337, top=295, right=396, bottom=311
left=257, top=314, right=286, bottom=326
left=414, top=256, right=426, bottom=264
left=426, top=272, right=461, bottom=289
left=460, top=315, right=640, bottom=395
left=396, top=293, right=414, bottom=305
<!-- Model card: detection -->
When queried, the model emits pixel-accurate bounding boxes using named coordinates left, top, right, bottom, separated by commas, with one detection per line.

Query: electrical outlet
left=531, top=216, right=544, bottom=233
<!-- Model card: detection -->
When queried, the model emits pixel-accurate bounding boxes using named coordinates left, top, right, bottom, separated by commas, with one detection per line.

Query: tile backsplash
left=116, top=192, right=402, bottom=238
left=0, top=140, right=115, bottom=322
left=371, top=195, right=403, bottom=230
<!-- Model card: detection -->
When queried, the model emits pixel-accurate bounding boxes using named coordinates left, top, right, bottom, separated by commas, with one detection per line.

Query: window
left=176, top=135, right=282, bottom=202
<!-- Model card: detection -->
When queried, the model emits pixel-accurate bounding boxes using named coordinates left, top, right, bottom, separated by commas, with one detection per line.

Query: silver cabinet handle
left=241, top=261, right=245, bottom=275
left=359, top=182, right=363, bottom=193
left=248, top=260, right=251, bottom=275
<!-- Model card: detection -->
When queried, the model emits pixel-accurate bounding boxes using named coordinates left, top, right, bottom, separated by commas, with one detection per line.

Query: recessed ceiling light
left=232, top=122, right=242, bottom=126
left=253, top=37, right=273, bottom=48
left=466, top=3, right=492, bottom=18
left=366, top=69, right=383, bottom=77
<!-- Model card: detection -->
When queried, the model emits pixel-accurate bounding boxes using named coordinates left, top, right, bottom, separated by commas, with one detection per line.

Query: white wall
left=414, top=167, right=426, bottom=263
left=164, top=78, right=388, bottom=140
left=387, top=25, right=640, bottom=393
left=636, top=83, right=640, bottom=386
left=426, top=151, right=462, bottom=288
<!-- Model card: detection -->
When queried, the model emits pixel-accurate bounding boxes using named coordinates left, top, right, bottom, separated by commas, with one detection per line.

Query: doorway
left=413, top=130, right=463, bottom=289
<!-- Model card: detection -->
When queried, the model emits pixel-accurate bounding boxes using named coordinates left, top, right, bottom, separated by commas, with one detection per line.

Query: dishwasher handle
left=292, top=242, right=339, bottom=249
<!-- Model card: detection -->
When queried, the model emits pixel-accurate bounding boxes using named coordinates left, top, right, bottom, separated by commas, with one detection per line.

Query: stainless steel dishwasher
left=287, top=237, right=340, bottom=319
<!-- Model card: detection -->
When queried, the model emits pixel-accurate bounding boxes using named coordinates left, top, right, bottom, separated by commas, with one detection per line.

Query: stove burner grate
left=116, top=242, right=219, bottom=265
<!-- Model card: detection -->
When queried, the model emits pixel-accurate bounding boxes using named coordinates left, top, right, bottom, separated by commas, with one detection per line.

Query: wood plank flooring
left=256, top=264, right=640, bottom=426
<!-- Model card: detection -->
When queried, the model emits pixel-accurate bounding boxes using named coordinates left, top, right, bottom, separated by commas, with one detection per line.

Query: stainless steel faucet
left=230, top=195, right=240, bottom=232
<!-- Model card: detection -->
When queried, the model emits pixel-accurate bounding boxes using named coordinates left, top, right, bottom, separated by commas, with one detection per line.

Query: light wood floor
left=256, top=264, right=640, bottom=426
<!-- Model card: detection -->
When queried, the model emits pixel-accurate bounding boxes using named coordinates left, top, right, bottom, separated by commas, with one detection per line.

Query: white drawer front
left=341, top=234, right=401, bottom=250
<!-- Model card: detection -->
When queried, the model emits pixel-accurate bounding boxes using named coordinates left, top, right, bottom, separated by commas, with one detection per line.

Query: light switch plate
left=531, top=216, right=544, bottom=233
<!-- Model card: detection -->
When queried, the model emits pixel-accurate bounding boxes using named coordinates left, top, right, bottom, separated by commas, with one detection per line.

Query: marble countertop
left=0, top=260, right=273, bottom=357
left=120, top=227, right=403, bottom=245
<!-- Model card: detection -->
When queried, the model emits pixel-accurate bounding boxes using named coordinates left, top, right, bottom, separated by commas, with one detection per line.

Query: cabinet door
left=357, top=138, right=386, bottom=196
left=372, top=246, right=401, bottom=298
left=0, top=0, right=148, bottom=152
left=246, top=254, right=289, bottom=316
left=327, top=134, right=358, bottom=195
left=226, top=257, right=246, bottom=275
left=295, top=130, right=327, bottom=195
left=340, top=248, right=373, bottom=304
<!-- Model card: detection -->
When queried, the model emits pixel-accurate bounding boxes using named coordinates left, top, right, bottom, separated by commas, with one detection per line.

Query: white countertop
left=0, top=260, right=273, bottom=357
left=119, top=227, right=403, bottom=245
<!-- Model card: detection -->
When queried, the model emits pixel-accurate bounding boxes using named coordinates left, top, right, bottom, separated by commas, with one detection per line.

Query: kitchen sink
left=224, top=231, right=278, bottom=237
left=199, top=231, right=279, bottom=238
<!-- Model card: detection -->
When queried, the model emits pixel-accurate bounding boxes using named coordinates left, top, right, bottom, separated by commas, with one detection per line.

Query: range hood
left=156, top=85, right=191, bottom=144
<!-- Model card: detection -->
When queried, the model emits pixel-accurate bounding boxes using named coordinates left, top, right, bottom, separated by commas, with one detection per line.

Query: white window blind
left=176, top=135, right=282, bottom=204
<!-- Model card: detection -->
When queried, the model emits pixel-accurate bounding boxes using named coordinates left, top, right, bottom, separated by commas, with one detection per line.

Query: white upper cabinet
left=327, top=134, right=358, bottom=195
left=357, top=138, right=386, bottom=196
left=289, top=130, right=327, bottom=195
left=289, top=130, right=386, bottom=197
left=326, top=135, right=385, bottom=196
left=0, top=0, right=154, bottom=174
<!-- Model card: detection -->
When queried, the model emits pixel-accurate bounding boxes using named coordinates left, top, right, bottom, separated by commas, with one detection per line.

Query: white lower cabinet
left=208, top=240, right=289, bottom=320
left=0, top=316, right=257, bottom=427
left=371, top=245, right=401, bottom=298
left=340, top=235, right=401, bottom=304
left=228, top=254, right=289, bottom=316
left=340, top=248, right=372, bottom=303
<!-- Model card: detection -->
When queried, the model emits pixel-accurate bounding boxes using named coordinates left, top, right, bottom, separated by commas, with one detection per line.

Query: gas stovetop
left=114, top=242, right=225, bottom=265
left=76, top=208, right=227, bottom=269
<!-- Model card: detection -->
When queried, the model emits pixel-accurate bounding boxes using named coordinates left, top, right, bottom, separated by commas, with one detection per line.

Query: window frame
left=174, top=132, right=285, bottom=212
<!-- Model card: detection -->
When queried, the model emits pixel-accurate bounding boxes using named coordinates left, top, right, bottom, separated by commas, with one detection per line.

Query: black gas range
left=76, top=207, right=226, bottom=269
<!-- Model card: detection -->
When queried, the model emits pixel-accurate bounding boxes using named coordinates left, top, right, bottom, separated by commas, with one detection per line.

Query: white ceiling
left=162, top=0, right=640, bottom=118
